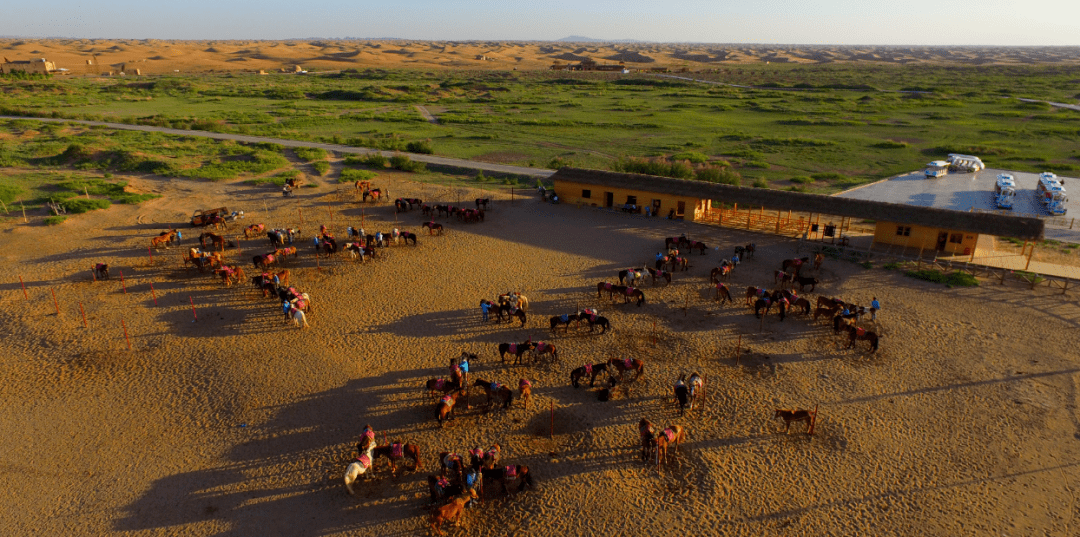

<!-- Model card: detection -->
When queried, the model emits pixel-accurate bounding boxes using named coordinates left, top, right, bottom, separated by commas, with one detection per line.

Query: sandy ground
left=2, top=169, right=1080, bottom=536
left=5, top=39, right=1080, bottom=75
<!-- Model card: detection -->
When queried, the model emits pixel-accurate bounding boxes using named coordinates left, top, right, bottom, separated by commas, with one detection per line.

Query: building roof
left=550, top=167, right=1045, bottom=240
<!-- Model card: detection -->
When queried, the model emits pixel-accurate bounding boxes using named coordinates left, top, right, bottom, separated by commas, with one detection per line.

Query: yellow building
left=1, top=58, right=56, bottom=74
left=873, top=222, right=979, bottom=255
left=552, top=170, right=711, bottom=220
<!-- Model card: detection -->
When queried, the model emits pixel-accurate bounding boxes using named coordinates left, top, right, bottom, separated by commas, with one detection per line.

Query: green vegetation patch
left=294, top=147, right=328, bottom=162
left=904, top=269, right=979, bottom=287
left=59, top=197, right=111, bottom=214
left=44, top=215, right=66, bottom=225
left=340, top=168, right=377, bottom=183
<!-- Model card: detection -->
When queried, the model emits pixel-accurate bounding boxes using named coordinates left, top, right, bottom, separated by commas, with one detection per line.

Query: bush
left=904, top=269, right=979, bottom=287
left=743, top=160, right=770, bottom=169
left=406, top=140, right=434, bottom=154
left=882, top=262, right=902, bottom=270
left=312, top=161, right=330, bottom=176
left=614, top=157, right=693, bottom=179
left=340, top=168, right=377, bottom=183
left=789, top=176, right=813, bottom=184
left=294, top=147, right=328, bottom=162
left=811, top=172, right=847, bottom=182
left=389, top=155, right=426, bottom=173
left=60, top=198, right=111, bottom=214
left=872, top=140, right=908, bottom=149
left=671, top=151, right=709, bottom=163
left=0, top=183, right=24, bottom=205
left=752, top=178, right=770, bottom=189
left=695, top=166, right=741, bottom=186
left=44, top=215, right=67, bottom=225
left=344, top=153, right=387, bottom=168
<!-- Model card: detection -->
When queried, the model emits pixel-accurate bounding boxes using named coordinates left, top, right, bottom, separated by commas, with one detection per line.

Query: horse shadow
left=114, top=369, right=454, bottom=535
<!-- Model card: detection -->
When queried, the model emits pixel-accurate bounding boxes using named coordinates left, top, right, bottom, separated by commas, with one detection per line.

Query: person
left=655, top=252, right=665, bottom=262
left=551, top=194, right=559, bottom=203
left=667, top=209, right=675, bottom=219
left=645, top=206, right=651, bottom=217
left=732, top=253, right=740, bottom=266
left=871, top=297, right=880, bottom=321
left=175, top=230, right=182, bottom=244
left=480, top=300, right=490, bottom=322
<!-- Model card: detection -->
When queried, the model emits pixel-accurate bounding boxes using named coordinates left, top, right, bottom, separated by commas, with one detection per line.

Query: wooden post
left=808, top=404, right=819, bottom=435
left=328, top=201, right=333, bottom=223
left=263, top=201, right=268, bottom=220
left=683, top=292, right=689, bottom=317
left=511, top=187, right=514, bottom=204
left=79, top=302, right=87, bottom=328
left=122, top=318, right=131, bottom=350
left=148, top=246, right=153, bottom=265
left=0, top=199, right=7, bottom=214
left=1025, top=243, right=1035, bottom=271
left=51, top=288, right=59, bottom=315
left=21, top=202, right=27, bottom=223
left=549, top=401, right=554, bottom=439
left=120, top=270, right=127, bottom=294
left=189, top=296, right=197, bottom=321
left=150, top=282, right=157, bottom=306
left=735, top=334, right=741, bottom=365
left=19, top=275, right=28, bottom=300
left=298, top=208, right=303, bottom=224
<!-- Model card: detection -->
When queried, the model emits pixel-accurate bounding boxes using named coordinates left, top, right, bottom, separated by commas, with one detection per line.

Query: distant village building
left=549, top=58, right=669, bottom=73
left=1, top=58, right=56, bottom=74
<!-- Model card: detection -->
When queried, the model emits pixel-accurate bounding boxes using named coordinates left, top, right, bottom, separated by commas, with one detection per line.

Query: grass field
left=2, top=65, right=1079, bottom=192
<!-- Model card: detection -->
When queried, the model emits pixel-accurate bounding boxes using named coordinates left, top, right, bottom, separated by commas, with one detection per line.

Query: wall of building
left=553, top=179, right=710, bottom=221
left=874, top=221, right=979, bottom=255
left=0, top=60, right=55, bottom=74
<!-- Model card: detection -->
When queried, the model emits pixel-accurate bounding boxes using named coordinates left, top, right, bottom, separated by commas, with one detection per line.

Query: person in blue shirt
left=871, top=297, right=881, bottom=321
left=175, top=230, right=182, bottom=244
left=480, top=300, right=490, bottom=322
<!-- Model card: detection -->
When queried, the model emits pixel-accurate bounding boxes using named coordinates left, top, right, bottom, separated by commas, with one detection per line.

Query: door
left=604, top=192, right=614, bottom=208
left=676, top=201, right=686, bottom=218
left=936, top=232, right=948, bottom=251
left=651, top=199, right=661, bottom=216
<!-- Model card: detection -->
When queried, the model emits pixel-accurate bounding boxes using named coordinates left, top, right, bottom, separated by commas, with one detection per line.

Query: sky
left=5, top=0, right=1080, bottom=46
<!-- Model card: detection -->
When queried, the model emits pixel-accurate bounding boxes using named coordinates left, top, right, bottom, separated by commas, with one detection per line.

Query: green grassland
left=2, top=65, right=1080, bottom=192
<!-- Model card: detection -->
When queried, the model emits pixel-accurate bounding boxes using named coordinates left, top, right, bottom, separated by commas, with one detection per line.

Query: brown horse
left=200, top=232, right=225, bottom=251
left=774, top=269, right=796, bottom=289
left=271, top=269, right=289, bottom=287
left=92, top=263, right=110, bottom=280
left=847, top=325, right=880, bottom=352
left=814, top=305, right=840, bottom=321
left=608, top=357, right=644, bottom=383
left=570, top=363, right=610, bottom=388
left=774, top=409, right=813, bottom=434
left=745, top=286, right=768, bottom=307
left=436, top=390, right=466, bottom=425
left=646, top=267, right=671, bottom=285
left=149, top=230, right=175, bottom=249
left=498, top=341, right=535, bottom=364
left=716, top=282, right=733, bottom=304
left=813, top=253, right=825, bottom=271
left=597, top=281, right=621, bottom=300
left=425, top=378, right=460, bottom=401
left=709, top=264, right=733, bottom=283
left=272, top=246, right=297, bottom=261
left=371, top=442, right=423, bottom=476
left=214, top=265, right=245, bottom=286
left=621, top=286, right=646, bottom=307
left=185, top=252, right=222, bottom=271
left=251, top=253, right=277, bottom=270
left=429, top=491, right=476, bottom=536
left=781, top=257, right=810, bottom=275
left=481, top=443, right=501, bottom=469
left=792, top=297, right=812, bottom=314
left=639, top=418, right=657, bottom=462
left=422, top=221, right=444, bottom=235
left=243, top=223, right=266, bottom=238
left=532, top=341, right=558, bottom=363
left=655, top=425, right=686, bottom=468
left=473, top=379, right=514, bottom=409
left=518, top=379, right=532, bottom=409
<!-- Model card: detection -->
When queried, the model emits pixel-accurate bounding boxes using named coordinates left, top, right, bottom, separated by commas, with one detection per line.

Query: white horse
left=391, top=228, right=400, bottom=244
left=343, top=452, right=374, bottom=495
left=290, top=307, right=309, bottom=328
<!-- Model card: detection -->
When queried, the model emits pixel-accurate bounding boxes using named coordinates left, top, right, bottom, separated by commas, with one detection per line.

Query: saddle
left=440, top=394, right=454, bottom=407
left=504, top=465, right=517, bottom=478
left=856, top=327, right=866, bottom=337
left=391, top=443, right=404, bottom=458
left=623, top=358, right=633, bottom=369
left=443, top=454, right=460, bottom=469
left=560, top=314, right=569, bottom=323
left=662, top=429, right=676, bottom=443
left=433, top=379, right=446, bottom=390
left=584, top=363, right=593, bottom=376
left=507, top=344, right=517, bottom=354
left=95, top=263, right=106, bottom=271
left=356, top=454, right=372, bottom=468
left=536, top=342, right=548, bottom=353
left=603, top=283, right=612, bottom=290
left=436, top=477, right=450, bottom=490
left=625, top=287, right=636, bottom=295
left=489, top=382, right=501, bottom=392
left=794, top=259, right=803, bottom=266
left=519, top=379, right=531, bottom=388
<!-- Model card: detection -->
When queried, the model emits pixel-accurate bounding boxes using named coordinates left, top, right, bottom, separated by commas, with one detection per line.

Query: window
left=626, top=195, right=637, bottom=205
left=896, top=226, right=911, bottom=237
left=949, top=233, right=963, bottom=244
left=582, top=189, right=591, bottom=199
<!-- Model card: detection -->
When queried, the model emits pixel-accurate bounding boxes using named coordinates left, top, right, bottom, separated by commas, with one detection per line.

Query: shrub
left=904, top=269, right=979, bottom=287
left=312, top=161, right=330, bottom=176
left=811, top=172, right=847, bottom=182
left=671, top=151, right=709, bottom=163
left=872, top=140, right=908, bottom=149
left=340, top=168, right=377, bottom=183
left=60, top=198, right=111, bottom=214
left=614, top=157, right=693, bottom=179
left=294, top=147, right=328, bottom=162
left=344, top=153, right=387, bottom=168
left=0, top=183, right=24, bottom=205
left=44, top=215, right=67, bottom=225
left=789, top=176, right=813, bottom=184
left=752, top=178, right=770, bottom=189
left=882, top=262, right=901, bottom=270
left=389, top=155, right=426, bottom=173
left=406, top=140, right=434, bottom=154
left=743, top=160, right=770, bottom=169
left=695, top=166, right=741, bottom=186
left=860, top=261, right=873, bottom=269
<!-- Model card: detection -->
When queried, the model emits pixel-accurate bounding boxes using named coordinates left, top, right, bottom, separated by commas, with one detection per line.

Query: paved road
left=0, top=115, right=554, bottom=179
left=1017, top=98, right=1080, bottom=112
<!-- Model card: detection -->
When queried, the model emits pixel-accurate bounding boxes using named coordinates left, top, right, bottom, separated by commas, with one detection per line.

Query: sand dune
left=4, top=39, right=1080, bottom=75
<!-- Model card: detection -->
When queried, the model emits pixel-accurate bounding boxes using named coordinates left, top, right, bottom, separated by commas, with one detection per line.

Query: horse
left=584, top=314, right=610, bottom=333
left=734, top=243, right=756, bottom=259
left=435, top=205, right=450, bottom=218
left=664, top=237, right=682, bottom=250
left=497, top=293, right=529, bottom=311
left=288, top=306, right=309, bottom=328
left=621, top=286, right=646, bottom=307
left=404, top=198, right=422, bottom=210
left=754, top=298, right=772, bottom=319
left=92, top=263, right=110, bottom=280
left=371, top=442, right=423, bottom=476
left=422, top=221, right=444, bottom=235
left=215, top=265, right=245, bottom=287
left=817, top=296, right=847, bottom=310
left=498, top=341, right=535, bottom=364
left=773, top=298, right=789, bottom=321
left=813, top=253, right=825, bottom=271
left=682, top=240, right=708, bottom=255
left=709, top=264, right=733, bottom=284
left=394, top=198, right=409, bottom=212
left=688, top=373, right=704, bottom=410
left=597, top=281, right=620, bottom=300
left=399, top=231, right=417, bottom=245
left=343, top=453, right=375, bottom=495
left=618, top=268, right=644, bottom=286
left=814, top=305, right=840, bottom=321
left=745, top=286, right=768, bottom=307
left=251, top=254, right=277, bottom=270
left=833, top=313, right=856, bottom=333
left=480, top=465, right=533, bottom=496
left=427, top=474, right=465, bottom=505
left=437, top=390, right=466, bottom=425
left=185, top=253, right=222, bottom=271
left=199, top=232, right=225, bottom=251
left=272, top=246, right=298, bottom=261
left=774, top=269, right=796, bottom=289
left=674, top=378, right=690, bottom=416
left=570, top=362, right=610, bottom=388
left=715, top=282, right=733, bottom=304
left=781, top=257, right=810, bottom=276
left=429, top=491, right=477, bottom=536
left=639, top=419, right=657, bottom=462
left=496, top=305, right=527, bottom=327
left=654, top=255, right=672, bottom=271
left=795, top=276, right=820, bottom=292
left=608, top=357, right=644, bottom=383
left=251, top=275, right=276, bottom=297
left=669, top=256, right=689, bottom=272
left=792, top=297, right=812, bottom=315
left=774, top=409, right=813, bottom=434
left=518, top=379, right=532, bottom=410
left=549, top=313, right=579, bottom=334
left=475, top=198, right=490, bottom=210
left=243, top=223, right=266, bottom=238
left=321, top=237, right=338, bottom=256
left=655, top=425, right=686, bottom=467
left=473, top=379, right=514, bottom=409
left=645, top=267, right=671, bottom=285
left=425, top=378, right=460, bottom=401
left=533, top=341, right=558, bottom=363
left=149, top=231, right=175, bottom=249
left=481, top=444, right=501, bottom=469
left=847, top=325, right=880, bottom=352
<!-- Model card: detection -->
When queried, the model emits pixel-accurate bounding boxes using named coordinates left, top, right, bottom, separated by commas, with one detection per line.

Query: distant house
left=1, top=57, right=56, bottom=74
left=549, top=58, right=626, bottom=72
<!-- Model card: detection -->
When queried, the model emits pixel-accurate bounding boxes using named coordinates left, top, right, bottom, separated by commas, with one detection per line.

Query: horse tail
left=872, top=335, right=880, bottom=351
left=344, top=465, right=358, bottom=496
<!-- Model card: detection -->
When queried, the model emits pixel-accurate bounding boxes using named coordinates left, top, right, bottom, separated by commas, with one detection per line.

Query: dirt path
left=414, top=105, right=439, bottom=124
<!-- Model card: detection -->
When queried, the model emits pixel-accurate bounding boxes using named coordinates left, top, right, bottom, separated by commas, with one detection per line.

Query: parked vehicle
left=924, top=161, right=949, bottom=179
left=994, top=174, right=1015, bottom=209
left=1036, top=172, right=1067, bottom=216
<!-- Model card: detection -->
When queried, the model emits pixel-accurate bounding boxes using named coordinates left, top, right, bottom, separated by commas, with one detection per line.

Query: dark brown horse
left=745, top=286, right=768, bottom=307
left=709, top=263, right=733, bottom=283
left=570, top=362, right=610, bottom=388
left=422, top=221, right=444, bottom=235
left=655, top=425, right=686, bottom=468
left=597, top=281, right=622, bottom=300
left=620, top=286, right=646, bottom=307
left=550, top=313, right=580, bottom=333
left=92, top=263, right=110, bottom=280
left=645, top=267, right=671, bottom=285
left=754, top=297, right=772, bottom=318
left=200, top=232, right=225, bottom=251
left=847, top=325, right=880, bottom=352
left=715, top=282, right=733, bottom=304
left=639, top=418, right=657, bottom=462
left=792, top=297, right=812, bottom=314
left=608, top=357, right=644, bottom=383
left=371, top=442, right=423, bottom=475
left=781, top=257, right=810, bottom=275
left=498, top=340, right=535, bottom=364
left=775, top=409, right=813, bottom=434
left=436, top=390, right=466, bottom=425
left=473, top=379, right=514, bottom=409
left=425, top=378, right=460, bottom=401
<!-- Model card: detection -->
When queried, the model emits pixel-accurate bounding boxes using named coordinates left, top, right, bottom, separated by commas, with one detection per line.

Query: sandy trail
left=1, top=170, right=1079, bottom=536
